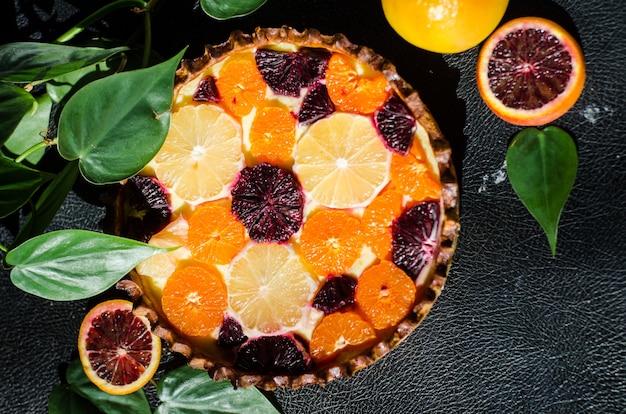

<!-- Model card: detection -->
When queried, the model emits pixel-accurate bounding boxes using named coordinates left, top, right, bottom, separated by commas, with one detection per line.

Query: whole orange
left=381, top=0, right=509, bottom=53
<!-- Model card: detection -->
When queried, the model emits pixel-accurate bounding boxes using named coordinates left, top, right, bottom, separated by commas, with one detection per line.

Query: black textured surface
left=1, top=0, right=625, bottom=412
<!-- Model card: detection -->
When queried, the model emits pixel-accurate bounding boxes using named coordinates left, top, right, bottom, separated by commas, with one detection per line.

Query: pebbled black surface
left=1, top=0, right=625, bottom=412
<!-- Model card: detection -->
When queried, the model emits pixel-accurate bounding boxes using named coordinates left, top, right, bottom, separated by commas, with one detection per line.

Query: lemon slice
left=227, top=243, right=317, bottom=334
left=154, top=104, right=243, bottom=204
left=293, top=112, right=391, bottom=208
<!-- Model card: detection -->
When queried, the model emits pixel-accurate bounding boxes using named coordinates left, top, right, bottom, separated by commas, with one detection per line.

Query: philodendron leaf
left=0, top=156, right=55, bottom=218
left=10, top=160, right=80, bottom=248
left=2, top=93, right=53, bottom=165
left=155, top=365, right=280, bottom=414
left=506, top=126, right=578, bottom=256
left=64, top=359, right=152, bottom=414
left=57, top=48, right=186, bottom=184
left=49, top=384, right=99, bottom=414
left=0, top=43, right=128, bottom=83
left=200, top=0, right=267, bottom=19
left=0, top=83, right=36, bottom=145
left=6, top=229, right=171, bottom=301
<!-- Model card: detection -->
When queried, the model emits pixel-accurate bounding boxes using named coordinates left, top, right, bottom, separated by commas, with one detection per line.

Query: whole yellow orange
left=381, top=0, right=509, bottom=54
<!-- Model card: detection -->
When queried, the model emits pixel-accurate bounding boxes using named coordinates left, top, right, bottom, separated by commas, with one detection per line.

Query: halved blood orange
left=477, top=17, right=585, bottom=126
left=78, top=299, right=161, bottom=395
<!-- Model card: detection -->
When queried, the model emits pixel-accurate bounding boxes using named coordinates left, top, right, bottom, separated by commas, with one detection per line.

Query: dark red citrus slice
left=392, top=201, right=441, bottom=279
left=235, top=334, right=311, bottom=375
left=477, top=16, right=585, bottom=126
left=255, top=48, right=330, bottom=96
left=78, top=299, right=161, bottom=395
left=374, top=94, right=416, bottom=155
left=312, top=274, right=357, bottom=315
left=230, top=163, right=304, bottom=243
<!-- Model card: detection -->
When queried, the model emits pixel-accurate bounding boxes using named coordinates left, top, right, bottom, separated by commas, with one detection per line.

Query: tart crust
left=117, top=26, right=460, bottom=390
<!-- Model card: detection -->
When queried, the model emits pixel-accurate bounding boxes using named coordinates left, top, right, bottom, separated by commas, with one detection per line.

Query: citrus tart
left=108, top=27, right=459, bottom=389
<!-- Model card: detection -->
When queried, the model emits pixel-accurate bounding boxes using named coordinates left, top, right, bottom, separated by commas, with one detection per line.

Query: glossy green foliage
left=506, top=126, right=578, bottom=256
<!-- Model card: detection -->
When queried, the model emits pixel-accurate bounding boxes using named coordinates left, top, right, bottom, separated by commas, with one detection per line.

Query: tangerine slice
left=293, top=112, right=391, bottom=208
left=78, top=299, right=161, bottom=395
left=216, top=54, right=267, bottom=117
left=325, top=53, right=389, bottom=113
left=390, top=140, right=441, bottom=202
left=355, top=260, right=416, bottom=330
left=299, top=209, right=363, bottom=276
left=187, top=202, right=248, bottom=265
left=161, top=265, right=228, bottom=337
left=309, top=311, right=376, bottom=363
left=477, top=17, right=586, bottom=126
left=248, top=106, right=297, bottom=165
left=228, top=243, right=316, bottom=333
left=154, top=104, right=243, bottom=204
left=361, top=189, right=404, bottom=259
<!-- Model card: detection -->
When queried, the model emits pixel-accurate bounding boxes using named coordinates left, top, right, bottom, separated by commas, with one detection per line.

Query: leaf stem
left=141, top=8, right=152, bottom=67
left=0, top=243, right=7, bottom=254
left=15, top=137, right=58, bottom=163
left=54, top=0, right=149, bottom=44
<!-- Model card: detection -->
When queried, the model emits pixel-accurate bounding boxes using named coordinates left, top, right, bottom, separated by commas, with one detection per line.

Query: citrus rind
left=477, top=17, right=586, bottom=126
left=77, top=299, right=161, bottom=395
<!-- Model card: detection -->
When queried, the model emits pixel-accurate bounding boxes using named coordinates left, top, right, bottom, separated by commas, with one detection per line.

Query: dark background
left=1, top=0, right=625, bottom=412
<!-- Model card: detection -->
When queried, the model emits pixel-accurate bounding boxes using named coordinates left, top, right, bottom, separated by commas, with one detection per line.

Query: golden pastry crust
left=118, top=26, right=460, bottom=390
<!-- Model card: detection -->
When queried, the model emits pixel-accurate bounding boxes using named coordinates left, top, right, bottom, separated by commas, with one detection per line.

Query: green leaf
left=506, top=126, right=578, bottom=256
left=47, top=60, right=116, bottom=105
left=49, top=383, right=101, bottom=414
left=0, top=156, right=55, bottom=218
left=0, top=83, right=36, bottom=145
left=0, top=43, right=128, bottom=83
left=200, top=0, right=267, bottom=19
left=2, top=93, right=53, bottom=165
left=57, top=48, right=186, bottom=184
left=156, top=365, right=280, bottom=414
left=11, top=160, right=80, bottom=248
left=6, top=229, right=170, bottom=301
left=65, top=359, right=152, bottom=414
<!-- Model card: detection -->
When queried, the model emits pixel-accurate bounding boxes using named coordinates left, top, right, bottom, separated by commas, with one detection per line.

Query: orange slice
left=248, top=106, right=297, bottom=165
left=161, top=265, right=228, bottom=337
left=309, top=311, right=376, bottom=363
left=390, top=139, right=441, bottom=202
left=187, top=202, right=248, bottom=265
left=477, top=17, right=586, bottom=126
left=216, top=54, right=267, bottom=117
left=299, top=209, right=363, bottom=276
left=293, top=112, right=391, bottom=208
left=325, top=53, right=389, bottom=113
left=361, top=189, right=404, bottom=259
left=78, top=299, right=161, bottom=395
left=355, top=260, right=416, bottom=330
left=154, top=104, right=243, bottom=204
left=228, top=243, right=316, bottom=333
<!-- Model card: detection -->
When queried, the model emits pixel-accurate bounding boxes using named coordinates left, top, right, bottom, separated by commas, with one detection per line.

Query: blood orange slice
left=477, top=17, right=585, bottom=126
left=78, top=299, right=161, bottom=395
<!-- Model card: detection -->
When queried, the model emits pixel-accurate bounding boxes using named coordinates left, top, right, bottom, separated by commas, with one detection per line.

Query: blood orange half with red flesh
left=477, top=17, right=585, bottom=126
left=78, top=299, right=161, bottom=395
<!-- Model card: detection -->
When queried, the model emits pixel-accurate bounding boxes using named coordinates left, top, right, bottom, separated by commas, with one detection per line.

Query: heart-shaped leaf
left=200, top=0, right=267, bottom=20
left=156, top=365, right=280, bottom=413
left=0, top=43, right=128, bottom=83
left=6, top=229, right=171, bottom=301
left=506, top=126, right=578, bottom=256
left=63, top=359, right=152, bottom=414
left=2, top=93, right=52, bottom=165
left=0, top=83, right=35, bottom=145
left=49, top=384, right=99, bottom=414
left=57, top=48, right=186, bottom=184
left=0, top=156, right=55, bottom=218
